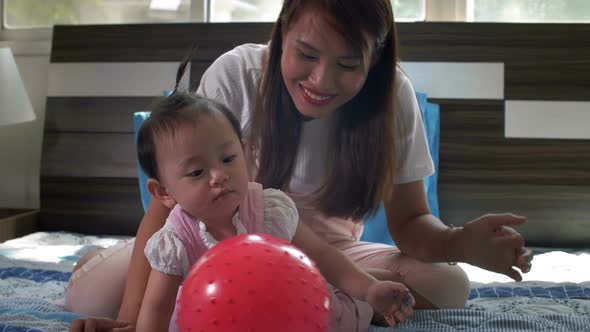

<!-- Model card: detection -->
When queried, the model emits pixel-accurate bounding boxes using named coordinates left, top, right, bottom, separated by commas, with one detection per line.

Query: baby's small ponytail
left=173, top=43, right=198, bottom=94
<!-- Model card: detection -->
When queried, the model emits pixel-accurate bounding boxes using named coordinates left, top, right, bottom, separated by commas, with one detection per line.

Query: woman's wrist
left=446, top=226, right=466, bottom=264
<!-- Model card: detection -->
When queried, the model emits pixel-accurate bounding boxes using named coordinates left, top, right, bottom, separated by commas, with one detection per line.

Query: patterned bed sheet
left=1, top=232, right=589, bottom=332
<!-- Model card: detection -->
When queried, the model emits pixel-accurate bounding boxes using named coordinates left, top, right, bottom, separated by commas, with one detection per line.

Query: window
left=209, top=0, right=281, bottom=22
left=3, top=0, right=204, bottom=29
left=2, top=0, right=426, bottom=29
left=209, top=0, right=425, bottom=22
left=4, top=0, right=590, bottom=29
left=468, top=0, right=590, bottom=23
left=393, top=0, right=425, bottom=22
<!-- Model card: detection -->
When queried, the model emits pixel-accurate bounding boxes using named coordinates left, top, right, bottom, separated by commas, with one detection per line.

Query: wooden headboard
left=41, top=23, right=590, bottom=246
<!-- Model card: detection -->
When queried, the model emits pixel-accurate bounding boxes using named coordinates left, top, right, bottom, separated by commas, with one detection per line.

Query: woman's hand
left=455, top=213, right=534, bottom=281
left=68, top=318, right=134, bottom=332
left=365, top=280, right=415, bottom=327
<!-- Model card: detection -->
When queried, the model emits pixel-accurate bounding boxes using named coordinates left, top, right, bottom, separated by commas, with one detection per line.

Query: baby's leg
left=65, top=239, right=134, bottom=318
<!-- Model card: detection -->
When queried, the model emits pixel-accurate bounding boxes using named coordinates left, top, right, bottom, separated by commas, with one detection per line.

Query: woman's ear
left=147, top=178, right=177, bottom=209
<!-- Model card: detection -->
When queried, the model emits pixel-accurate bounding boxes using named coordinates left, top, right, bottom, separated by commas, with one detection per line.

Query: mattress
left=1, top=232, right=589, bottom=332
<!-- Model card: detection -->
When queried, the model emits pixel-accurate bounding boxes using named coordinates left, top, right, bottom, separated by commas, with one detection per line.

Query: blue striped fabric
left=470, top=286, right=590, bottom=300
left=0, top=267, right=71, bottom=283
left=3, top=265, right=590, bottom=301
left=0, top=325, right=43, bottom=332
left=369, top=310, right=590, bottom=332
left=0, top=298, right=82, bottom=331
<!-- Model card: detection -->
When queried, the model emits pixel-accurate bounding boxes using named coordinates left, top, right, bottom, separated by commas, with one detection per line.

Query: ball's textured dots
left=178, top=233, right=331, bottom=332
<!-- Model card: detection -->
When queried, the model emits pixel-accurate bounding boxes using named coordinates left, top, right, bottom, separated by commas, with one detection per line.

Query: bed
left=1, top=232, right=589, bottom=331
left=6, top=21, right=588, bottom=332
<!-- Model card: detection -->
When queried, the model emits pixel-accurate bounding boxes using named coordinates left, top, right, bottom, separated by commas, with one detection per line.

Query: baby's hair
left=137, top=93, right=243, bottom=180
left=173, top=43, right=196, bottom=94
left=136, top=46, right=242, bottom=181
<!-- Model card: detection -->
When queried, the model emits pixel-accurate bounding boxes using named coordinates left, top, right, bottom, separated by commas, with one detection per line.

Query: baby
left=135, top=90, right=415, bottom=331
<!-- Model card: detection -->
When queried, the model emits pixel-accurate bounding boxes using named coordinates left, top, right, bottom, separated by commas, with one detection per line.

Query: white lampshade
left=0, top=47, right=36, bottom=127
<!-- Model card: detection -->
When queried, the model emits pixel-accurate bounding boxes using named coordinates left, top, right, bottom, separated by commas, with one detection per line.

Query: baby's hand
left=366, top=280, right=415, bottom=327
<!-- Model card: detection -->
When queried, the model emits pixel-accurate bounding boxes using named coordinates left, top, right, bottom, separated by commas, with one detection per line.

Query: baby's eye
left=187, top=169, right=204, bottom=177
left=223, top=155, right=237, bottom=163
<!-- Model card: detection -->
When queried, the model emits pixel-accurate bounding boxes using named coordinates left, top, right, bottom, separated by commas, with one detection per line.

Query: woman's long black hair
left=252, top=0, right=399, bottom=220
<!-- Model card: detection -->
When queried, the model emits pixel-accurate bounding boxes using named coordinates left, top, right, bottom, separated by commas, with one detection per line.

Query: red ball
left=178, top=233, right=331, bottom=332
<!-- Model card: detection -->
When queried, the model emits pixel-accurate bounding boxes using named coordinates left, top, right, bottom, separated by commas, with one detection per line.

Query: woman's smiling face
left=280, top=9, right=376, bottom=119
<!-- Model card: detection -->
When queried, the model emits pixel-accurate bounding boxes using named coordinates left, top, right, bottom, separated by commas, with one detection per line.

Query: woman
left=68, top=0, right=533, bottom=331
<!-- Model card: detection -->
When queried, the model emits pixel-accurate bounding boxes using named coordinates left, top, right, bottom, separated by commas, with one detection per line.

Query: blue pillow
left=360, top=92, right=440, bottom=245
left=134, top=112, right=152, bottom=211
left=135, top=91, right=173, bottom=211
left=417, top=92, right=440, bottom=218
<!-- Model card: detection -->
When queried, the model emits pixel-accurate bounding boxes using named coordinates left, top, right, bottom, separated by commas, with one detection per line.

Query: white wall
left=0, top=39, right=50, bottom=209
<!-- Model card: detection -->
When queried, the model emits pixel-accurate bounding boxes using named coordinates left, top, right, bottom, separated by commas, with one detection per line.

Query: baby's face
left=156, top=113, right=249, bottom=222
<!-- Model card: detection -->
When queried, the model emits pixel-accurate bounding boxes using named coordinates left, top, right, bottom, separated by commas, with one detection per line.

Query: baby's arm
left=136, top=269, right=182, bottom=331
left=291, top=222, right=414, bottom=326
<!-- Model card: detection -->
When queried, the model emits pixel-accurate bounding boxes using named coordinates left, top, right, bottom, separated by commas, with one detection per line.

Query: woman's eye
left=298, top=50, right=317, bottom=61
left=187, top=169, right=204, bottom=177
left=338, top=63, right=359, bottom=70
left=223, top=155, right=237, bottom=163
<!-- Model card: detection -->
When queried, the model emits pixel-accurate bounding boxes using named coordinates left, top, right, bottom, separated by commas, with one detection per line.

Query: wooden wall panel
left=40, top=177, right=143, bottom=235
left=42, top=133, right=137, bottom=178
left=42, top=23, right=590, bottom=241
left=51, top=23, right=273, bottom=62
left=434, top=99, right=590, bottom=186
left=397, top=23, right=590, bottom=100
left=51, top=23, right=590, bottom=101
left=438, top=183, right=590, bottom=248
left=46, top=97, right=155, bottom=133
left=43, top=98, right=590, bottom=184
left=505, top=62, right=590, bottom=101
left=190, top=61, right=219, bottom=89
